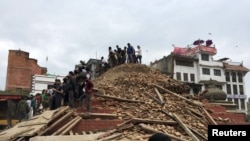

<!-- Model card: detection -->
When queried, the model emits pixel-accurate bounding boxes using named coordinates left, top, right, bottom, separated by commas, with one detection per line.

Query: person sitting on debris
left=148, top=133, right=172, bottom=141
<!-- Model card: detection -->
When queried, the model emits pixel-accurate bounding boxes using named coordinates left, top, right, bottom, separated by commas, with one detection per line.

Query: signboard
left=227, top=94, right=247, bottom=99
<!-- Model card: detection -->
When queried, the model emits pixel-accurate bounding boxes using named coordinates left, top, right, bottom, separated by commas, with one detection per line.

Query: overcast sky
left=0, top=0, right=250, bottom=97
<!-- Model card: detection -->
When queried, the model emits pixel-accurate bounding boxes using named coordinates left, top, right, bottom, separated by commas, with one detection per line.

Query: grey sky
left=1, top=0, right=250, bottom=97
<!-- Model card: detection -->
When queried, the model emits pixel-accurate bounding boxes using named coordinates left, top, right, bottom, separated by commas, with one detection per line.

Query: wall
left=5, top=50, right=47, bottom=92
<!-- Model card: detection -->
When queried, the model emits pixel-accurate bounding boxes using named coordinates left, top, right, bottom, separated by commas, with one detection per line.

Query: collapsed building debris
left=1, top=63, right=249, bottom=141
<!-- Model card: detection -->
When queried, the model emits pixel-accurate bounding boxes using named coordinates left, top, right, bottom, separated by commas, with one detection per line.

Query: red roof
left=173, top=45, right=216, bottom=56
left=224, top=63, right=250, bottom=72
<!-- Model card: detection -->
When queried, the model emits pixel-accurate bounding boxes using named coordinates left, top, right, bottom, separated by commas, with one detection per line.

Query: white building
left=150, top=40, right=249, bottom=112
left=30, top=74, right=65, bottom=95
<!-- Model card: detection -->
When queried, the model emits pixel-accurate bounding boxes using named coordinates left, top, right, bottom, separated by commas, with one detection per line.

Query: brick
left=5, top=50, right=46, bottom=91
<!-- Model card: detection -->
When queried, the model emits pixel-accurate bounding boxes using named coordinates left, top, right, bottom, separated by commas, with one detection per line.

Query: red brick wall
left=5, top=50, right=46, bottom=91
left=73, top=120, right=124, bottom=132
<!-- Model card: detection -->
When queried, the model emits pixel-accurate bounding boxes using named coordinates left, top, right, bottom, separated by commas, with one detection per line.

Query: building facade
left=5, top=50, right=47, bottom=92
left=30, top=74, right=64, bottom=95
left=150, top=40, right=249, bottom=112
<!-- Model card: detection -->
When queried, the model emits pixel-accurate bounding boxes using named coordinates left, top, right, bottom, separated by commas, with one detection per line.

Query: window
left=233, top=85, right=238, bottom=94
left=234, top=99, right=239, bottom=107
left=225, top=72, right=230, bottom=82
left=232, top=72, right=237, bottom=82
left=227, top=98, right=232, bottom=102
left=239, top=85, right=244, bottom=95
left=214, top=69, right=221, bottom=76
left=202, top=68, right=210, bottom=75
left=240, top=99, right=245, bottom=110
left=176, top=72, right=181, bottom=80
left=190, top=74, right=195, bottom=82
left=226, top=84, right=231, bottom=94
left=238, top=73, right=243, bottom=83
left=201, top=54, right=209, bottom=61
left=176, top=60, right=194, bottom=67
left=183, top=73, right=188, bottom=81
left=215, top=85, right=222, bottom=90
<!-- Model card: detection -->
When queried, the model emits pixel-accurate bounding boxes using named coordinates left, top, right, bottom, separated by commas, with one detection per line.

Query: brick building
left=5, top=49, right=47, bottom=92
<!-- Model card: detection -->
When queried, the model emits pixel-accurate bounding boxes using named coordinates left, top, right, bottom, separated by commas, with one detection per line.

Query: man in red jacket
left=80, top=76, right=94, bottom=112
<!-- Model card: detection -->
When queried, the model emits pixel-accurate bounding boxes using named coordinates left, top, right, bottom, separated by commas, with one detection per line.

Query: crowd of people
left=99, top=43, right=142, bottom=73
left=7, top=42, right=143, bottom=127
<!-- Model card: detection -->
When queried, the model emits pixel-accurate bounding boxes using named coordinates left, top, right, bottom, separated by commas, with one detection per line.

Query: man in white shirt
left=136, top=45, right=142, bottom=64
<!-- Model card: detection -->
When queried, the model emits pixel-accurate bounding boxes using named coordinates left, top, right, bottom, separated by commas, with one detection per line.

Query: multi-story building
left=5, top=49, right=47, bottom=92
left=150, top=40, right=249, bottom=112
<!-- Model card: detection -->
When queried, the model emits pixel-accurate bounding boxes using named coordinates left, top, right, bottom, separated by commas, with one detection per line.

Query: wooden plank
left=61, top=117, right=82, bottom=135
left=38, top=111, right=73, bottom=135
left=154, top=84, right=202, bottom=107
left=18, top=122, right=47, bottom=128
left=201, top=107, right=217, bottom=125
left=188, top=126, right=208, bottom=141
left=97, top=123, right=133, bottom=140
left=154, top=87, right=165, bottom=104
left=94, top=93, right=144, bottom=103
left=145, top=92, right=163, bottom=105
left=52, top=116, right=80, bottom=135
left=172, top=113, right=199, bottom=141
left=184, top=107, right=203, bottom=118
left=132, top=118, right=177, bottom=125
left=138, top=123, right=188, bottom=141
left=11, top=128, right=35, bottom=139
left=161, top=110, right=175, bottom=120
left=79, top=112, right=117, bottom=119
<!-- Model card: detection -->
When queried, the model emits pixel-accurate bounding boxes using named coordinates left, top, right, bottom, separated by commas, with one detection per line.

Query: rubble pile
left=93, top=63, right=210, bottom=141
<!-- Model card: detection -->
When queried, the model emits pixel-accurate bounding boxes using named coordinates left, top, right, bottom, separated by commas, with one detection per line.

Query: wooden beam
left=200, top=107, right=217, bottom=125
left=78, top=112, right=117, bottom=119
left=184, top=107, right=203, bottom=118
left=39, top=111, right=73, bottom=135
left=132, top=118, right=177, bottom=125
left=138, top=123, right=188, bottom=141
left=18, top=122, right=47, bottom=128
left=154, top=87, right=165, bottom=104
left=145, top=92, right=163, bottom=105
left=52, top=116, right=80, bottom=135
left=60, top=116, right=82, bottom=135
left=153, top=84, right=202, bottom=107
left=188, top=126, right=208, bottom=141
left=94, top=93, right=144, bottom=103
left=11, top=128, right=35, bottom=139
left=51, top=106, right=70, bottom=121
left=97, top=123, right=133, bottom=140
left=172, top=113, right=199, bottom=141
left=161, top=110, right=175, bottom=120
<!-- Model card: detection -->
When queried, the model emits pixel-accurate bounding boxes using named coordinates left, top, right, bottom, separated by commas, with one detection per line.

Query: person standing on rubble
left=136, top=45, right=142, bottom=64
left=127, top=43, right=135, bottom=63
left=52, top=79, right=63, bottom=109
left=80, top=76, right=94, bottom=112
left=68, top=71, right=76, bottom=108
